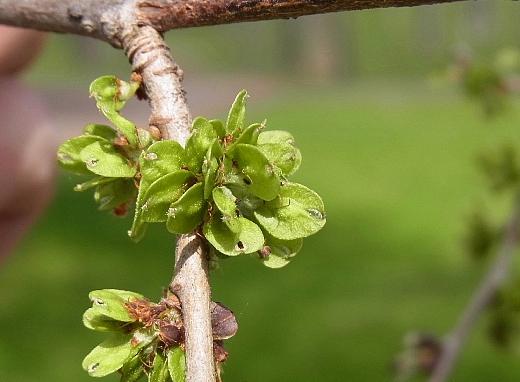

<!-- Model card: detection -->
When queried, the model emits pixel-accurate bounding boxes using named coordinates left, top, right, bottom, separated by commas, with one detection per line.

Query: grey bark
left=0, top=0, right=467, bottom=45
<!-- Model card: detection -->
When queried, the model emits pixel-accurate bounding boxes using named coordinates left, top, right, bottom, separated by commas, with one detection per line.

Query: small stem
left=123, top=25, right=216, bottom=382
left=429, top=194, right=520, bottom=382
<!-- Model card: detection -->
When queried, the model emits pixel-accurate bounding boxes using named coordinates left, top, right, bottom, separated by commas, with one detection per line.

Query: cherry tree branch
left=121, top=24, right=215, bottom=382
left=429, top=196, right=520, bottom=382
left=137, top=0, right=465, bottom=31
left=0, top=0, right=466, bottom=43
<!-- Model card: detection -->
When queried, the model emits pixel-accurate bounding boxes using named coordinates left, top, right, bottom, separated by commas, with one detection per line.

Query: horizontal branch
left=138, top=0, right=466, bottom=31
left=0, top=0, right=467, bottom=45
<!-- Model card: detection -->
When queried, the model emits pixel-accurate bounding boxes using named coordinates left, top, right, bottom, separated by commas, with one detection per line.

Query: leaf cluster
left=82, top=289, right=237, bottom=381
left=58, top=76, right=326, bottom=268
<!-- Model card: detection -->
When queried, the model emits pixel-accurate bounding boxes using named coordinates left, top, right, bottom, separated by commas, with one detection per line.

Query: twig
left=429, top=195, right=520, bottom=382
left=122, top=25, right=216, bottom=382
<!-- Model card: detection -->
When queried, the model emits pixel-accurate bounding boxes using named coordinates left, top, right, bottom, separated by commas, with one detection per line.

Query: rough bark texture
left=429, top=196, right=520, bottom=382
left=0, top=0, right=125, bottom=43
left=138, top=0, right=466, bottom=31
left=122, top=25, right=216, bottom=382
left=0, top=0, right=467, bottom=43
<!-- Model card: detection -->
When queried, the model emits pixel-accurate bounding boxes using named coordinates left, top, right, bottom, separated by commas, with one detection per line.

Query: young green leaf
left=257, top=130, right=301, bottom=175
left=80, top=141, right=136, bottom=178
left=167, top=347, right=186, bottom=382
left=82, top=308, right=127, bottom=332
left=212, top=186, right=237, bottom=218
left=131, top=140, right=187, bottom=239
left=203, top=140, right=221, bottom=199
left=166, top=182, right=206, bottom=234
left=140, top=141, right=187, bottom=185
left=83, top=123, right=117, bottom=141
left=87, top=289, right=143, bottom=323
left=254, top=182, right=326, bottom=240
left=74, top=176, right=114, bottom=192
left=233, top=123, right=262, bottom=147
left=89, top=76, right=140, bottom=146
left=257, top=130, right=296, bottom=146
left=209, top=119, right=226, bottom=138
left=82, top=333, right=134, bottom=377
left=258, top=143, right=301, bottom=176
left=261, top=234, right=303, bottom=269
left=120, top=353, right=145, bottom=382
left=57, top=135, right=104, bottom=175
left=186, top=117, right=220, bottom=172
left=94, top=179, right=136, bottom=211
left=149, top=352, right=170, bottom=382
left=141, top=170, right=195, bottom=223
left=226, top=90, right=248, bottom=135
left=203, top=214, right=264, bottom=256
left=233, top=144, right=280, bottom=201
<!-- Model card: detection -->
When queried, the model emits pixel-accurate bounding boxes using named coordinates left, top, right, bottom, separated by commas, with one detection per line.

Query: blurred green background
left=2, top=1, right=520, bottom=381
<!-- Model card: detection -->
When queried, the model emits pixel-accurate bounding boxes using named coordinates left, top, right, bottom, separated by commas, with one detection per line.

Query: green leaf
left=203, top=214, right=264, bottom=256
left=226, top=90, right=248, bottom=135
left=137, top=128, right=153, bottom=149
left=233, top=144, right=280, bottom=201
left=257, top=130, right=301, bottom=176
left=254, top=182, right=326, bottom=240
left=212, top=186, right=237, bottom=218
left=203, top=140, right=221, bottom=200
left=82, top=308, right=127, bottom=332
left=262, top=234, right=303, bottom=269
left=89, top=76, right=140, bottom=146
left=74, top=176, right=114, bottom=192
left=234, top=123, right=262, bottom=146
left=128, top=216, right=148, bottom=243
left=257, top=130, right=296, bottom=146
left=149, top=352, right=169, bottom=382
left=258, top=143, right=301, bottom=176
left=166, top=182, right=206, bottom=234
left=87, top=289, right=143, bottom=323
left=140, top=141, right=186, bottom=186
left=82, top=333, right=134, bottom=377
left=141, top=170, right=195, bottom=223
left=209, top=119, right=226, bottom=138
left=57, top=135, right=104, bottom=175
left=120, top=353, right=145, bottom=382
left=167, top=347, right=186, bottom=382
left=80, top=141, right=136, bottom=178
left=131, top=141, right=187, bottom=239
left=84, top=123, right=117, bottom=141
left=186, top=117, right=219, bottom=172
left=94, top=179, right=136, bottom=211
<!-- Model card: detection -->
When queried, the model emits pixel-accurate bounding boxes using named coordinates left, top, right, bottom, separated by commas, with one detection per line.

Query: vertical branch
left=122, top=25, right=216, bottom=382
left=429, top=195, right=520, bottom=382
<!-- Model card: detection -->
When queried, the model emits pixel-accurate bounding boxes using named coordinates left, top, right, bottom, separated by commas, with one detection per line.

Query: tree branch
left=138, top=0, right=466, bottom=32
left=122, top=25, right=215, bottom=382
left=0, top=0, right=467, bottom=41
left=429, top=195, right=520, bottom=382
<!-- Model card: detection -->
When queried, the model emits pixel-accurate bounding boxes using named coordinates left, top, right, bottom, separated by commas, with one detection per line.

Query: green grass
left=2, top=85, right=520, bottom=381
